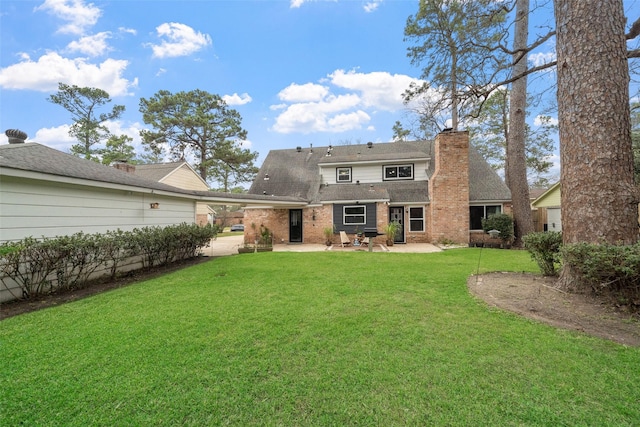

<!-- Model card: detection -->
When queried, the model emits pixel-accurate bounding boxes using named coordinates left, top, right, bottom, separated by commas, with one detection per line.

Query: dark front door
left=389, top=206, right=405, bottom=243
left=289, top=209, right=303, bottom=243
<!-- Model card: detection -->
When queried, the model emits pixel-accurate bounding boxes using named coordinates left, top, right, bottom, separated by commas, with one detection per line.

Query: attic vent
left=296, top=146, right=302, bottom=152
left=5, top=129, right=27, bottom=144
left=367, top=141, right=373, bottom=149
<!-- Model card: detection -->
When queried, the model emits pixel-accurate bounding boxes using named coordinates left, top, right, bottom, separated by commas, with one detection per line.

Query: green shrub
left=482, top=213, right=514, bottom=243
left=561, top=242, right=640, bottom=295
left=523, top=232, right=562, bottom=276
left=0, top=224, right=218, bottom=300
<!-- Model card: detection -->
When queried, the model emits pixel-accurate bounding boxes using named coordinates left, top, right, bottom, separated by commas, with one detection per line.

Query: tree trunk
left=506, top=0, right=534, bottom=247
left=555, top=0, right=639, bottom=286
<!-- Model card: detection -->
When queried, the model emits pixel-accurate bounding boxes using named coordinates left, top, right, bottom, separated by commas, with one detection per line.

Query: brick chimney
left=5, top=129, right=27, bottom=144
left=112, top=160, right=136, bottom=174
left=428, top=130, right=470, bottom=244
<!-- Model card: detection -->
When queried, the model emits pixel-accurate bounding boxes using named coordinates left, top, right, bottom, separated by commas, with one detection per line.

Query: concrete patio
left=203, top=235, right=443, bottom=257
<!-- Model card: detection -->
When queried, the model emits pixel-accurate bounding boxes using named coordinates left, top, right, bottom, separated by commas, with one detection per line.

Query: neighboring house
left=531, top=182, right=562, bottom=232
left=529, top=186, right=551, bottom=232
left=129, top=161, right=214, bottom=226
left=0, top=135, right=295, bottom=243
left=214, top=210, right=245, bottom=228
left=245, top=131, right=512, bottom=245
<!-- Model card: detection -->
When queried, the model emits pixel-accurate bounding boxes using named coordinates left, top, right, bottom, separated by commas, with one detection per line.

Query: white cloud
left=278, top=83, right=329, bottom=103
left=0, top=52, right=137, bottom=96
left=35, top=0, right=102, bottom=35
left=329, top=69, right=419, bottom=111
left=119, top=27, right=137, bottom=36
left=272, top=94, right=363, bottom=134
left=528, top=51, right=556, bottom=67
left=223, top=93, right=252, bottom=106
left=327, top=111, right=371, bottom=132
left=149, top=23, right=212, bottom=59
left=33, top=124, right=75, bottom=151
left=66, top=32, right=111, bottom=57
left=271, top=69, right=421, bottom=134
left=290, top=0, right=307, bottom=8
left=364, top=1, right=383, bottom=12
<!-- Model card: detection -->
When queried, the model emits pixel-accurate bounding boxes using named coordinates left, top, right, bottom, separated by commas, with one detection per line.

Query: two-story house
left=244, top=130, right=511, bottom=245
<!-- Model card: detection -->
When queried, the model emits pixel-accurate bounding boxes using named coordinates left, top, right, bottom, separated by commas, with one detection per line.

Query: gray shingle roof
left=250, top=140, right=510, bottom=203
left=0, top=143, right=307, bottom=204
left=133, top=161, right=187, bottom=182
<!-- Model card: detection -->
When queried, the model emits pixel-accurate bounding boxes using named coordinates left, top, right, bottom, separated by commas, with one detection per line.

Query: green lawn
left=2, top=249, right=639, bottom=426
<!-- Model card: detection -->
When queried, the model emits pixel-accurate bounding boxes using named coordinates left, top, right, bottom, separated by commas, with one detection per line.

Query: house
left=0, top=131, right=296, bottom=243
left=531, top=183, right=561, bottom=232
left=244, top=130, right=512, bottom=245
left=128, top=161, right=214, bottom=226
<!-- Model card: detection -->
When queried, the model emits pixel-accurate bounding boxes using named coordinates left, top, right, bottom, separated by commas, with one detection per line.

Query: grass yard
left=1, top=249, right=639, bottom=426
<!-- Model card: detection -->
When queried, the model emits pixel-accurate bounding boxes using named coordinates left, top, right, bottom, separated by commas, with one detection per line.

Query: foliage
left=139, top=89, right=256, bottom=185
left=0, top=224, right=218, bottom=300
left=99, top=134, right=137, bottom=165
left=523, top=231, right=562, bottom=276
left=384, top=221, right=401, bottom=243
left=481, top=213, right=514, bottom=243
left=3, top=251, right=640, bottom=425
left=561, top=242, right=640, bottom=297
left=404, top=0, right=509, bottom=131
left=468, top=89, right=556, bottom=185
left=47, top=83, right=125, bottom=161
left=323, top=226, right=334, bottom=244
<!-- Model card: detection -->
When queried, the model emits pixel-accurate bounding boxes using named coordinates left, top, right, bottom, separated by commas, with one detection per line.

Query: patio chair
left=339, top=231, right=352, bottom=247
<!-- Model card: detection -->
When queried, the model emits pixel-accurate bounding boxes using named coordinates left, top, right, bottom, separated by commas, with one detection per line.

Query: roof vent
left=296, top=146, right=302, bottom=152
left=367, top=141, right=373, bottom=149
left=5, top=129, right=27, bottom=144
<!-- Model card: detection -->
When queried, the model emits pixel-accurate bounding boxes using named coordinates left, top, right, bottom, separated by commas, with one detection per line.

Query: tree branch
left=626, top=17, right=640, bottom=40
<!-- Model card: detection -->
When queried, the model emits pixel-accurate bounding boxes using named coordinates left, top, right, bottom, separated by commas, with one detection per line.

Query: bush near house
left=523, top=231, right=562, bottom=276
left=481, top=213, right=514, bottom=245
left=561, top=242, right=640, bottom=298
left=0, top=223, right=218, bottom=300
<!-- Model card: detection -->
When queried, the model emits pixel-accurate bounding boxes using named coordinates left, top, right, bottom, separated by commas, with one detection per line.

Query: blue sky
left=0, top=0, right=637, bottom=182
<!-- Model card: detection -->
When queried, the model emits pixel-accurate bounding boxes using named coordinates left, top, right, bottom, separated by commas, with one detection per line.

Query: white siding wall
left=321, top=161, right=429, bottom=184
left=0, top=176, right=197, bottom=242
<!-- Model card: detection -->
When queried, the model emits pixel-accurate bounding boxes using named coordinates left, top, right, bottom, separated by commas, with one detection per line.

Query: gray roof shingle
left=250, top=140, right=510, bottom=203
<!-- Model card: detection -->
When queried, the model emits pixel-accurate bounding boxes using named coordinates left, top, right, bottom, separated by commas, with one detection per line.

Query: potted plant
left=384, top=221, right=401, bottom=246
left=323, top=226, right=334, bottom=246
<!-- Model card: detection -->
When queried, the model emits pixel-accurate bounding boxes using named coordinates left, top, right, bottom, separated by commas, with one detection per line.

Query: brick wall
left=244, top=205, right=335, bottom=245
left=429, top=131, right=470, bottom=244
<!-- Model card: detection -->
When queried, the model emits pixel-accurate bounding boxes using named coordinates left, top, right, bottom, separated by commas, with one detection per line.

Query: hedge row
left=0, top=223, right=219, bottom=300
left=524, top=231, right=640, bottom=298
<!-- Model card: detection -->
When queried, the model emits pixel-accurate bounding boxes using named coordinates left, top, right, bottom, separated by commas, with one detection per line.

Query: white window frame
left=343, top=205, right=366, bottom=225
left=409, top=207, right=425, bottom=232
left=383, top=164, right=414, bottom=181
left=336, top=167, right=352, bottom=183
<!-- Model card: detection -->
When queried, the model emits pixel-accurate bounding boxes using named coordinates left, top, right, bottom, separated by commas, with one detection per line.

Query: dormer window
left=337, top=167, right=352, bottom=183
left=384, top=164, right=413, bottom=180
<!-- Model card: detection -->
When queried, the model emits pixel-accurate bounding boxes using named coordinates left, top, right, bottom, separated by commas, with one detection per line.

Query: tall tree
left=139, top=89, right=253, bottom=183
left=99, top=134, right=137, bottom=166
left=48, top=83, right=125, bottom=161
left=207, top=141, right=259, bottom=191
left=468, top=88, right=555, bottom=185
left=506, top=0, right=534, bottom=246
left=404, top=0, right=508, bottom=131
left=555, top=0, right=639, bottom=286
left=632, top=102, right=640, bottom=183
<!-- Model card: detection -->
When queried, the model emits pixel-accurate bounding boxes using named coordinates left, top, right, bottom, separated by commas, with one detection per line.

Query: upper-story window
left=337, top=167, right=352, bottom=183
left=384, top=164, right=414, bottom=180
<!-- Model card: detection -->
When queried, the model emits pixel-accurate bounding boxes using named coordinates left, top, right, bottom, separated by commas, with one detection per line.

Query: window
left=343, top=205, right=366, bottom=224
left=337, top=167, right=352, bottom=182
left=469, top=205, right=502, bottom=230
left=409, top=207, right=424, bottom=232
left=384, top=164, right=413, bottom=180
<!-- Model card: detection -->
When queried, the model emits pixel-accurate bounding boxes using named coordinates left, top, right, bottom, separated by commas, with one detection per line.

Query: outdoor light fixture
left=150, top=202, right=160, bottom=209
